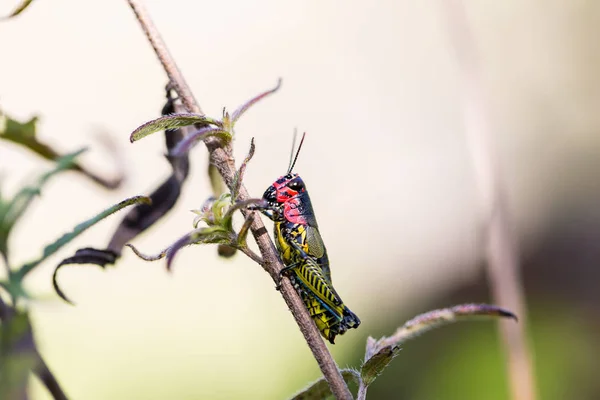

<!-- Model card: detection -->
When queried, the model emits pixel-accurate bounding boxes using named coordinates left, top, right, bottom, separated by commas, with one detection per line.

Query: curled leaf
left=231, top=79, right=282, bottom=124
left=164, top=227, right=231, bottom=271
left=52, top=248, right=118, bottom=305
left=125, top=243, right=168, bottom=261
left=61, top=87, right=192, bottom=268
left=169, top=126, right=231, bottom=157
left=129, top=113, right=220, bottom=142
left=128, top=227, right=231, bottom=272
left=52, top=87, right=194, bottom=302
left=37, top=195, right=151, bottom=303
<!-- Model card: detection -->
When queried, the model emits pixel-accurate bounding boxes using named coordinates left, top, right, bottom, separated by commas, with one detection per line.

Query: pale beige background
left=1, top=0, right=598, bottom=399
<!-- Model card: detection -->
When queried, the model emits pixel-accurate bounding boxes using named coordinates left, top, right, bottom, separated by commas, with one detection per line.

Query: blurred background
left=1, top=0, right=599, bottom=399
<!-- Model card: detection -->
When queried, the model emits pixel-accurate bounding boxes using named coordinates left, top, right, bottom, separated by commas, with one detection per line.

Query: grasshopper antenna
left=287, top=130, right=306, bottom=174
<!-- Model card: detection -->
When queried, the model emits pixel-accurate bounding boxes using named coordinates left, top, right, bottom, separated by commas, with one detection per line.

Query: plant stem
left=126, top=0, right=201, bottom=115
left=356, top=383, right=368, bottom=400
left=34, top=355, right=69, bottom=400
left=440, top=2, right=537, bottom=400
left=124, top=1, right=352, bottom=398
left=0, top=296, right=68, bottom=400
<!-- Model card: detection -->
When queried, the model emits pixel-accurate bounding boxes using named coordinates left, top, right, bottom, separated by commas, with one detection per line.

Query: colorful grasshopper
left=257, top=133, right=360, bottom=343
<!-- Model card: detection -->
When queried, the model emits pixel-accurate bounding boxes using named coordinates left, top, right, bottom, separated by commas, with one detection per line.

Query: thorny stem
left=125, top=1, right=353, bottom=399
left=441, top=2, right=537, bottom=400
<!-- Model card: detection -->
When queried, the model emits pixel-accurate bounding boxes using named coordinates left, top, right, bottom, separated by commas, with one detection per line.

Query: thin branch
left=440, top=2, right=537, bottom=400
left=125, top=1, right=352, bottom=399
left=0, top=292, right=10, bottom=321
left=238, top=246, right=263, bottom=265
left=126, top=0, right=201, bottom=115
left=33, top=355, right=69, bottom=400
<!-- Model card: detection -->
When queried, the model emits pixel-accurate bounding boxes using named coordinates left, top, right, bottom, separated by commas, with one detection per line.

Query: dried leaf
left=58, top=86, right=192, bottom=274
left=51, top=248, right=118, bottom=305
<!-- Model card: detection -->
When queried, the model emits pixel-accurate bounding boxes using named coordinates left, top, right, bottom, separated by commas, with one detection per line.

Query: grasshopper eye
left=288, top=180, right=304, bottom=191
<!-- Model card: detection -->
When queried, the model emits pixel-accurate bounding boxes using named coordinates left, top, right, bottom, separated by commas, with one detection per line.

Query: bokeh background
left=1, top=0, right=599, bottom=399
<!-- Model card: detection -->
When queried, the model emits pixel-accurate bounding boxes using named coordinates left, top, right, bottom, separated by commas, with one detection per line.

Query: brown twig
left=440, top=2, right=537, bottom=400
left=33, top=354, right=69, bottom=400
left=124, top=1, right=352, bottom=399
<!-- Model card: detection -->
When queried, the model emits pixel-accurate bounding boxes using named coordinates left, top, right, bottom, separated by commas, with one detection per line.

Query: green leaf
left=0, top=0, right=36, bottom=20
left=289, top=369, right=360, bottom=400
left=0, top=149, right=84, bottom=257
left=129, top=113, right=220, bottom=142
left=2, top=115, right=38, bottom=139
left=360, top=344, right=400, bottom=386
left=0, top=114, right=123, bottom=189
left=17, top=195, right=151, bottom=281
left=0, top=279, right=30, bottom=302
left=1, top=115, right=57, bottom=162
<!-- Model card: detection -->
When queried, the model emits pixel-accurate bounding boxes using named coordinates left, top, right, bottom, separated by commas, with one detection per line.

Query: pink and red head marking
left=262, top=132, right=309, bottom=223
